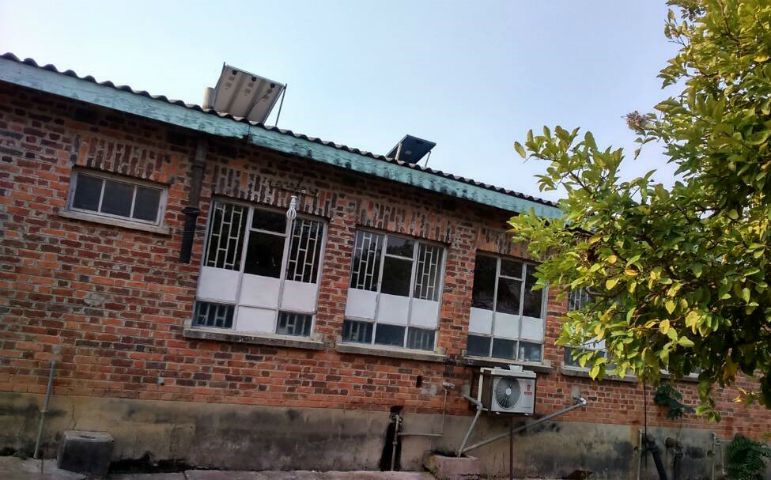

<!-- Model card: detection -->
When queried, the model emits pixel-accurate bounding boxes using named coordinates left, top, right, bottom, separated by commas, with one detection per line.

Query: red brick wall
left=1, top=83, right=768, bottom=440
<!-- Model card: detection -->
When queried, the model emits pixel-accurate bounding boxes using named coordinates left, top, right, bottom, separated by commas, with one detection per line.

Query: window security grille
left=195, top=200, right=324, bottom=337
left=193, top=302, right=234, bottom=329
left=343, top=230, right=444, bottom=351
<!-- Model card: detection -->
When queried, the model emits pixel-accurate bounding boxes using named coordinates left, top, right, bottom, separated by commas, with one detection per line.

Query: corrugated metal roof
left=0, top=52, right=557, bottom=209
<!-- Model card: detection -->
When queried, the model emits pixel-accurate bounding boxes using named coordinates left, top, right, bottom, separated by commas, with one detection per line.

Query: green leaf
left=514, top=142, right=527, bottom=158
left=665, top=300, right=676, bottom=315
left=606, top=278, right=619, bottom=290
left=659, top=319, right=671, bottom=334
left=677, top=337, right=695, bottom=348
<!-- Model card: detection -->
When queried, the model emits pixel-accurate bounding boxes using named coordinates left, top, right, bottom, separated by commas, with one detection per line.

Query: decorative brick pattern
left=0, top=83, right=768, bottom=441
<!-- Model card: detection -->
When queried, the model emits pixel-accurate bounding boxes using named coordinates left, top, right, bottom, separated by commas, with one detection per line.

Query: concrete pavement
left=1, top=457, right=436, bottom=480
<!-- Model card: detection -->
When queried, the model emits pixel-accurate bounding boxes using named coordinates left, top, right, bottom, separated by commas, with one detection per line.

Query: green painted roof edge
left=0, top=57, right=562, bottom=219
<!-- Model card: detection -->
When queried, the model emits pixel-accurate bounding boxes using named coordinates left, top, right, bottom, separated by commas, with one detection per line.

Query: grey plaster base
left=0, top=392, right=731, bottom=479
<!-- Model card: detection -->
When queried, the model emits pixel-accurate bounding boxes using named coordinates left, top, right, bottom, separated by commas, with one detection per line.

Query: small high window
left=67, top=170, right=166, bottom=226
left=342, top=230, right=444, bottom=351
left=466, top=254, right=545, bottom=362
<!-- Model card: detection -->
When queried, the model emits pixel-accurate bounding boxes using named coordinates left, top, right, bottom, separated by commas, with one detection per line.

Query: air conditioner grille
left=494, top=377, right=521, bottom=409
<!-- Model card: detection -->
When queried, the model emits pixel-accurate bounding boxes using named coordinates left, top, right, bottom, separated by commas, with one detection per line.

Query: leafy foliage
left=653, top=384, right=696, bottom=419
left=509, top=0, right=771, bottom=418
left=725, top=434, right=771, bottom=480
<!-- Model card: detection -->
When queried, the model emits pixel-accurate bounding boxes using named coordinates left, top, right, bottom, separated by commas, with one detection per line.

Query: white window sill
left=60, top=210, right=171, bottom=235
left=184, top=327, right=325, bottom=350
left=335, top=342, right=446, bottom=363
left=462, top=355, right=552, bottom=373
left=560, top=365, right=638, bottom=383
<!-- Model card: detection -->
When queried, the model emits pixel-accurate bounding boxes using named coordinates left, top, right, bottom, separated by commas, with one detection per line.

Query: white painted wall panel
left=280, top=281, right=318, bottom=313
left=520, top=315, right=544, bottom=342
left=197, top=266, right=239, bottom=303
left=376, top=294, right=410, bottom=326
left=410, top=299, right=440, bottom=328
left=345, top=288, right=377, bottom=320
left=235, top=306, right=275, bottom=333
left=492, top=312, right=520, bottom=339
left=468, top=308, right=493, bottom=335
left=240, top=274, right=280, bottom=308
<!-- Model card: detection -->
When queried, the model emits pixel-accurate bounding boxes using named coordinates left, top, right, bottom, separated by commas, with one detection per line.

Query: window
left=562, top=288, right=606, bottom=368
left=68, top=170, right=166, bottom=225
left=466, top=254, right=545, bottom=362
left=343, top=230, right=444, bottom=351
left=193, top=200, right=325, bottom=337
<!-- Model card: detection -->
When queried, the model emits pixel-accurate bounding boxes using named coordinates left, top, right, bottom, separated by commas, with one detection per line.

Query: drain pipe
left=179, top=138, right=208, bottom=263
left=390, top=413, right=402, bottom=471
left=665, top=437, right=683, bottom=480
left=458, top=397, right=588, bottom=456
left=33, top=345, right=61, bottom=459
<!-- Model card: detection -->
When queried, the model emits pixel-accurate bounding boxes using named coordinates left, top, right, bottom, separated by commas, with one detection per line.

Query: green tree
left=510, top=0, right=770, bottom=418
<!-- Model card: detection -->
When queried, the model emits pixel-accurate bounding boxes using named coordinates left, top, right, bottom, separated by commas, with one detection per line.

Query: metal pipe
left=509, top=417, right=514, bottom=480
left=390, top=414, right=401, bottom=471
left=33, top=346, right=61, bottom=459
left=457, top=405, right=483, bottom=457
left=637, top=429, right=644, bottom=480
left=273, top=84, right=287, bottom=127
left=398, top=383, right=453, bottom=438
left=459, top=397, right=588, bottom=456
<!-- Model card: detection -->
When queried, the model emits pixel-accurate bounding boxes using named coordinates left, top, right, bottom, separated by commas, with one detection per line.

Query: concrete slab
left=109, top=474, right=186, bottom=480
left=184, top=471, right=434, bottom=480
left=0, top=456, right=85, bottom=480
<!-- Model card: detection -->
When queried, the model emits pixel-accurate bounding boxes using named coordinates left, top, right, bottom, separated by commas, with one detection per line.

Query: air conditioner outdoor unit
left=478, top=366, right=536, bottom=415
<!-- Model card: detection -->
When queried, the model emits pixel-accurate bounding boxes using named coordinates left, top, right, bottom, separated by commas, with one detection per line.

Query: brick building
left=0, top=53, right=768, bottom=478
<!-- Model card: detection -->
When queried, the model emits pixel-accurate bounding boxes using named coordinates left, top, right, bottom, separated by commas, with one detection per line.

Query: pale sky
left=0, top=0, right=680, bottom=202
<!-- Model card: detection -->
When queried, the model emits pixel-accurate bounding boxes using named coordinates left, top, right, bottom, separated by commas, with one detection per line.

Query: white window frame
left=65, top=169, right=168, bottom=227
left=192, top=198, right=327, bottom=337
left=466, top=253, right=547, bottom=363
left=342, top=229, right=446, bottom=351
left=563, top=288, right=609, bottom=369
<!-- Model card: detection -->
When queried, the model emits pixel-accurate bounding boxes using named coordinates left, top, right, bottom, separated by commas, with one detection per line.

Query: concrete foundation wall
left=1, top=392, right=736, bottom=479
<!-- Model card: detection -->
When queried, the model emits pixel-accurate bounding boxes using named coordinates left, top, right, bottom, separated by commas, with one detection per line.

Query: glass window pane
left=500, top=259, right=523, bottom=278
left=471, top=256, right=497, bottom=310
left=193, top=302, right=234, bottom=329
left=496, top=278, right=522, bottom=315
left=522, top=268, right=542, bottom=318
left=132, top=186, right=161, bottom=221
left=286, top=218, right=323, bottom=283
left=350, top=231, right=383, bottom=291
left=519, top=341, right=542, bottom=362
left=414, top=243, right=443, bottom=300
left=204, top=202, right=248, bottom=270
left=374, top=324, right=405, bottom=347
left=342, top=319, right=373, bottom=343
left=72, top=174, right=102, bottom=211
left=406, top=327, right=435, bottom=351
left=101, top=179, right=133, bottom=217
left=276, top=312, right=312, bottom=336
left=252, top=209, right=286, bottom=233
left=492, top=338, right=516, bottom=360
left=386, top=236, right=414, bottom=258
left=381, top=257, right=412, bottom=296
left=466, top=335, right=491, bottom=357
left=244, top=231, right=285, bottom=277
